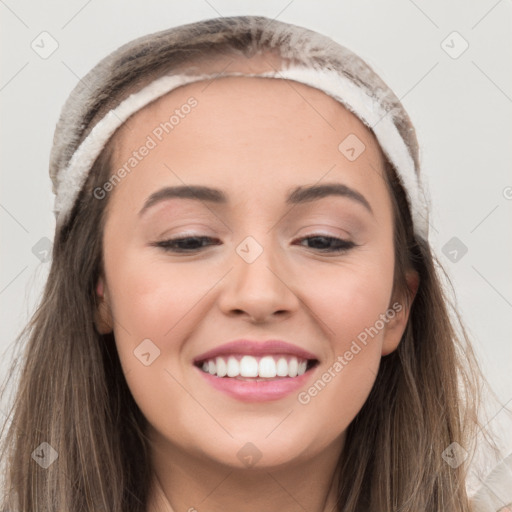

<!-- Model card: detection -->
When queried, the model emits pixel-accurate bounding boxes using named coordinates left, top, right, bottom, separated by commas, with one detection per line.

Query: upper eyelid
left=158, top=232, right=352, bottom=242
left=140, top=199, right=368, bottom=231
left=149, top=217, right=361, bottom=247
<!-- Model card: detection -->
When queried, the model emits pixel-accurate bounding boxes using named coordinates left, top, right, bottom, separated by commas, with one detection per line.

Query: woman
left=0, top=15, right=509, bottom=512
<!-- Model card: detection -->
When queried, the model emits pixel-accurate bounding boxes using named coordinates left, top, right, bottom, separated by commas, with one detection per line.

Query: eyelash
left=152, top=235, right=356, bottom=253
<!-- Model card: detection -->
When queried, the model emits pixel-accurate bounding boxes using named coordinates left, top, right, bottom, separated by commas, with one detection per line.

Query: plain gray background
left=1, top=0, right=511, bottom=483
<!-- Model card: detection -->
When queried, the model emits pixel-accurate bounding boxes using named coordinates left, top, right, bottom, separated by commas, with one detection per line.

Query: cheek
left=294, top=255, right=395, bottom=424
left=103, top=253, right=220, bottom=424
left=107, top=257, right=209, bottom=330
left=301, top=254, right=395, bottom=344
left=104, top=247, right=224, bottom=366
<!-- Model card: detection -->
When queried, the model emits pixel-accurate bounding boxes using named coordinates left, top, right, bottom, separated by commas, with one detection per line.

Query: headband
left=53, top=63, right=430, bottom=240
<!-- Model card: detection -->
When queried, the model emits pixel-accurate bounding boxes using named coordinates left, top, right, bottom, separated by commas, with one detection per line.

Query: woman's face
left=97, top=74, right=417, bottom=470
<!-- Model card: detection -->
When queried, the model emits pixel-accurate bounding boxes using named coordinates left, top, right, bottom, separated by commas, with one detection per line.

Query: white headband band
left=54, top=64, right=429, bottom=239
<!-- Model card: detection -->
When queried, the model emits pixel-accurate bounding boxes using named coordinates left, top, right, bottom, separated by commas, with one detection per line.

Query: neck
left=146, top=434, right=344, bottom=512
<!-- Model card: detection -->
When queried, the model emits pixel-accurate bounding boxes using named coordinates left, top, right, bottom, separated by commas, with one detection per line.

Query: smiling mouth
left=194, top=354, right=319, bottom=380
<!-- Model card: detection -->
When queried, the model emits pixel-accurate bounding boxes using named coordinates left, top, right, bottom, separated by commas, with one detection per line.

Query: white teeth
left=288, top=357, right=298, bottom=377
left=216, top=356, right=227, bottom=377
left=259, top=356, right=276, bottom=378
left=240, top=355, right=259, bottom=377
left=276, top=357, right=288, bottom=377
left=198, top=354, right=314, bottom=379
left=226, top=356, right=240, bottom=377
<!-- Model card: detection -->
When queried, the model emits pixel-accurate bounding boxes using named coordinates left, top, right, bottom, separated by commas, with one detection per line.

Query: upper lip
left=193, top=339, right=319, bottom=364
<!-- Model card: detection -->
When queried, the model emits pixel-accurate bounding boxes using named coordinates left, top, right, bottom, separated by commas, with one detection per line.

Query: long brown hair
left=0, top=15, right=502, bottom=511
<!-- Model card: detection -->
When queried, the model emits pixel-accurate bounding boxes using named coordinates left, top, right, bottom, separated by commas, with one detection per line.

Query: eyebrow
left=138, top=183, right=373, bottom=217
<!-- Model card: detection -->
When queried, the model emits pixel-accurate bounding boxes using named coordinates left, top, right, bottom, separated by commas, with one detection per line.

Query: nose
left=216, top=238, right=299, bottom=324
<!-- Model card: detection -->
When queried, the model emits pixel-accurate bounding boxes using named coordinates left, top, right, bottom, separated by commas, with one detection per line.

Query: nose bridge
left=234, top=233, right=284, bottom=293
left=218, top=232, right=298, bottom=320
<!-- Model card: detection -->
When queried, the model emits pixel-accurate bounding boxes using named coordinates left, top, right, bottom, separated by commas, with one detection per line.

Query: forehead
left=113, top=74, right=385, bottom=165
left=107, top=74, right=388, bottom=215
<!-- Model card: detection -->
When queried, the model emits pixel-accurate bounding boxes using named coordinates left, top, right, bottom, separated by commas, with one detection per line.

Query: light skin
left=96, top=60, right=419, bottom=511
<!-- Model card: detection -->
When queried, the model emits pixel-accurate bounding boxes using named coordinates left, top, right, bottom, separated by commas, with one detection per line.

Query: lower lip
left=195, top=365, right=318, bottom=402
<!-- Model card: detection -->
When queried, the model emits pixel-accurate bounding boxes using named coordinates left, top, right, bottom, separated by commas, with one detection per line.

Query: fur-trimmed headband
left=49, top=15, right=430, bottom=239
